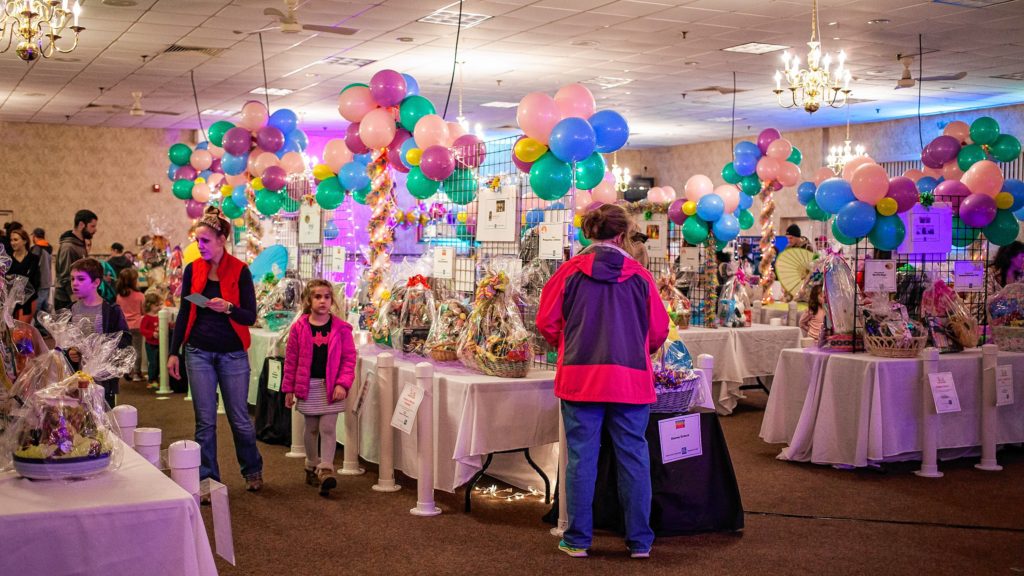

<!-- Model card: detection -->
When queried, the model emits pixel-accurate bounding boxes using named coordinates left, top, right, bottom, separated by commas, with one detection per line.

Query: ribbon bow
left=474, top=271, right=509, bottom=303
left=407, top=275, right=431, bottom=290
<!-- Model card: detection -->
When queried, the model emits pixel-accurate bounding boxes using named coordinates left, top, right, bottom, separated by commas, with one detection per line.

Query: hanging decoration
left=703, top=230, right=718, bottom=329
left=365, top=149, right=396, bottom=303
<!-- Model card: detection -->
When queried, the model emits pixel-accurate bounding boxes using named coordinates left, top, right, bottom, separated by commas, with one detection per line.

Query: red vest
left=183, top=252, right=251, bottom=350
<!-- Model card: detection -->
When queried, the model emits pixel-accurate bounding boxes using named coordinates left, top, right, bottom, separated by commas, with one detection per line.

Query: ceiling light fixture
left=479, top=101, right=519, bottom=108
left=418, top=5, right=491, bottom=28
left=250, top=87, right=293, bottom=96
left=773, top=0, right=852, bottom=114
left=1, top=0, right=85, bottom=62
left=610, top=152, right=631, bottom=193
left=723, top=42, right=788, bottom=55
left=826, top=103, right=866, bottom=174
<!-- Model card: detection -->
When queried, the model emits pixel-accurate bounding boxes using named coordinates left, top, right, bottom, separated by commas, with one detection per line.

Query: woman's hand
left=67, top=347, right=81, bottom=365
left=332, top=386, right=348, bottom=403
left=207, top=298, right=231, bottom=314
left=167, top=355, right=180, bottom=380
left=285, top=393, right=295, bottom=409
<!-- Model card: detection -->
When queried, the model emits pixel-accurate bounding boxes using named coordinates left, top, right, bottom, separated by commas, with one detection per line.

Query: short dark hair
left=5, top=221, right=23, bottom=233
left=31, top=227, right=45, bottom=238
left=70, top=257, right=104, bottom=282
left=74, top=209, right=98, bottom=228
left=111, top=242, right=124, bottom=252
left=786, top=224, right=802, bottom=237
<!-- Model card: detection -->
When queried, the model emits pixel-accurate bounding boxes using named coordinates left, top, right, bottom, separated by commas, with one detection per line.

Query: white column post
left=787, top=301, right=799, bottom=327
left=111, top=404, right=137, bottom=447
left=915, top=348, right=943, bottom=478
left=169, top=440, right=202, bottom=501
left=134, top=427, right=162, bottom=466
left=976, top=344, right=1002, bottom=472
left=284, top=404, right=306, bottom=459
left=410, top=362, right=440, bottom=516
left=550, top=400, right=568, bottom=537
left=372, top=352, right=401, bottom=492
left=340, top=366, right=365, bottom=475
left=753, top=301, right=764, bottom=325
left=156, top=309, right=172, bottom=396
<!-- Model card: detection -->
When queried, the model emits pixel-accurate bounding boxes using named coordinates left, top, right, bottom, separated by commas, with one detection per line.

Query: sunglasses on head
left=631, top=232, right=649, bottom=244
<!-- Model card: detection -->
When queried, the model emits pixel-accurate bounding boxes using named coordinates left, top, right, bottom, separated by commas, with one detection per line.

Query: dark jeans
left=145, top=342, right=160, bottom=382
left=184, top=345, right=263, bottom=482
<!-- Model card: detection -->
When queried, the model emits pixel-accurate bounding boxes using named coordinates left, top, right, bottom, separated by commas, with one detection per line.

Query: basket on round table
left=652, top=368, right=702, bottom=413
left=863, top=334, right=928, bottom=358
left=992, top=326, right=1024, bottom=352
left=425, top=299, right=470, bottom=362
left=456, top=266, right=533, bottom=378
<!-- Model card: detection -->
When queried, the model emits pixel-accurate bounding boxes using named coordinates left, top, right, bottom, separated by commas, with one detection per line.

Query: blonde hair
left=144, top=291, right=163, bottom=314
left=197, top=205, right=231, bottom=238
left=301, top=279, right=334, bottom=315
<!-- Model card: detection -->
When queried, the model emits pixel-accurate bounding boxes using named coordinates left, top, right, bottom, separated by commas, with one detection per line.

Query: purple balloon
left=886, top=176, right=919, bottom=214
left=387, top=131, right=411, bottom=173
left=256, top=126, right=285, bottom=153
left=419, top=145, right=456, bottom=181
left=959, top=193, right=997, bottom=228
left=770, top=180, right=783, bottom=191
left=668, top=198, right=687, bottom=225
left=369, top=69, right=407, bottom=107
left=453, top=134, right=486, bottom=168
left=345, top=122, right=370, bottom=155
left=757, top=128, right=781, bottom=154
left=389, top=128, right=412, bottom=148
left=586, top=201, right=605, bottom=212
left=920, top=144, right=945, bottom=169
left=222, top=127, right=253, bottom=156
left=928, top=135, right=961, bottom=165
left=185, top=199, right=205, bottom=219
left=209, top=157, right=223, bottom=174
left=174, top=165, right=198, bottom=181
left=935, top=179, right=971, bottom=212
left=261, top=165, right=287, bottom=192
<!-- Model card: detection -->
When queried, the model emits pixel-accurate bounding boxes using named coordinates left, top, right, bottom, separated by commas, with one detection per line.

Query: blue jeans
left=562, top=401, right=654, bottom=552
left=184, top=346, right=263, bottom=482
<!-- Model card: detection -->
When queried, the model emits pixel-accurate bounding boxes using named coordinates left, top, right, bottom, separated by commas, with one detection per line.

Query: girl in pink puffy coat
left=283, top=279, right=356, bottom=497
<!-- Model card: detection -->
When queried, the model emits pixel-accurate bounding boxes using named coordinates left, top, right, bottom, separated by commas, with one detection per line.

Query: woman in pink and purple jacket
left=283, top=279, right=356, bottom=497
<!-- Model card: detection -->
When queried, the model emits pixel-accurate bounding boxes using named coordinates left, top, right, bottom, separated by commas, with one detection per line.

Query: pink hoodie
left=282, top=314, right=356, bottom=401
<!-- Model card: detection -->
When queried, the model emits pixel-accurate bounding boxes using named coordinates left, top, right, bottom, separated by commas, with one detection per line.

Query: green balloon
left=407, top=166, right=440, bottom=200
left=221, top=198, right=244, bottom=219
left=457, top=222, right=474, bottom=239
left=682, top=216, right=709, bottom=245
left=969, top=116, right=1000, bottom=146
left=281, top=196, right=299, bottom=213
left=868, top=214, right=906, bottom=251
left=352, top=185, right=370, bottom=205
left=399, top=95, right=436, bottom=132
left=443, top=168, right=478, bottom=205
left=254, top=190, right=282, bottom=216
left=739, top=174, right=761, bottom=196
left=168, top=143, right=192, bottom=167
left=722, top=162, right=741, bottom=184
left=208, top=121, right=234, bottom=148
left=957, top=143, right=988, bottom=172
left=574, top=152, right=606, bottom=190
left=341, top=82, right=369, bottom=94
left=530, top=152, right=572, bottom=201
left=577, top=227, right=591, bottom=247
left=737, top=209, right=754, bottom=230
left=831, top=219, right=858, bottom=246
left=806, top=198, right=829, bottom=221
left=787, top=146, right=802, bottom=166
left=316, top=177, right=345, bottom=209
left=990, top=134, right=1021, bottom=163
left=951, top=216, right=980, bottom=247
left=172, top=179, right=194, bottom=200
left=983, top=209, right=1020, bottom=246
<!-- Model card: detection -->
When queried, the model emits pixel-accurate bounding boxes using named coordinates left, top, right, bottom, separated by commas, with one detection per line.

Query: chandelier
left=610, top=152, right=631, bottom=193
left=1, top=0, right=84, bottom=62
left=773, top=0, right=851, bottom=114
left=825, top=104, right=866, bottom=174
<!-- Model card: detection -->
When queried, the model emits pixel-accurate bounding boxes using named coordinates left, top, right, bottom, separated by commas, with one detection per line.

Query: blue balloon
left=1003, top=178, right=1024, bottom=212
left=268, top=109, right=299, bottom=135
left=815, top=177, right=856, bottom=214
left=286, top=129, right=308, bottom=152
left=354, top=152, right=373, bottom=165
left=712, top=213, right=740, bottom=242
left=588, top=110, right=629, bottom=153
left=1015, top=206, right=1024, bottom=221
left=917, top=176, right=939, bottom=194
left=231, top=185, right=248, bottom=207
left=199, top=169, right=212, bottom=180
left=738, top=192, right=753, bottom=211
left=339, top=161, right=370, bottom=191
left=868, top=214, right=906, bottom=251
left=277, top=138, right=302, bottom=158
left=775, top=236, right=789, bottom=252
left=797, top=181, right=817, bottom=206
left=402, top=73, right=420, bottom=96
left=323, top=220, right=340, bottom=241
left=547, top=202, right=565, bottom=211
left=196, top=141, right=209, bottom=150
left=836, top=200, right=877, bottom=238
left=696, top=193, right=725, bottom=222
left=548, top=117, right=597, bottom=163
left=734, top=141, right=761, bottom=159
left=221, top=152, right=249, bottom=176
left=525, top=208, right=544, bottom=228
left=166, top=164, right=177, bottom=180
left=733, top=153, right=758, bottom=177
left=399, top=139, right=418, bottom=168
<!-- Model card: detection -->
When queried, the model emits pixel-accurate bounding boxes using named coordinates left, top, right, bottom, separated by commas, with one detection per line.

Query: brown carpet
left=119, top=381, right=1024, bottom=576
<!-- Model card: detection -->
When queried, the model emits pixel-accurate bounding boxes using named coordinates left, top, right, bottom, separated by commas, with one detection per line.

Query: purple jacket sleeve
left=336, top=324, right=357, bottom=391
left=647, top=278, right=669, bottom=354
left=281, top=320, right=301, bottom=394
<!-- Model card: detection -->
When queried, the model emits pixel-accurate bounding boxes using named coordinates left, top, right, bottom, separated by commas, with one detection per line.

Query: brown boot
left=317, top=468, right=337, bottom=496
left=304, top=467, right=318, bottom=486
left=245, top=472, right=263, bottom=492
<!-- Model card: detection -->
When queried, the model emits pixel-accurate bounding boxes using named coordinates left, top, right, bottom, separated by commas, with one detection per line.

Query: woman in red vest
left=168, top=206, right=264, bottom=492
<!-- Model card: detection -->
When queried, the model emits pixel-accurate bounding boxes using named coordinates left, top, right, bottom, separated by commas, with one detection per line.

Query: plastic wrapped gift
left=517, top=259, right=554, bottom=353
left=457, top=259, right=533, bottom=378
left=393, top=275, right=436, bottom=355
left=921, top=276, right=977, bottom=351
left=257, top=274, right=304, bottom=331
left=988, top=283, right=1024, bottom=352
left=821, top=250, right=858, bottom=350
left=651, top=340, right=702, bottom=414
left=861, top=299, right=927, bottom=358
left=425, top=299, right=471, bottom=362
left=657, top=270, right=691, bottom=329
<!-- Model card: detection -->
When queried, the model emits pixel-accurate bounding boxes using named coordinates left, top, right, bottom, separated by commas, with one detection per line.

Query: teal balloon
left=208, top=121, right=234, bottom=148
left=682, top=216, right=709, bottom=245
left=254, top=190, right=282, bottom=216
left=806, top=198, right=829, bottom=221
left=172, top=179, right=194, bottom=200
left=737, top=209, right=754, bottom=230
left=868, top=214, right=906, bottom=251
left=983, top=209, right=1020, bottom=246
left=281, top=195, right=300, bottom=213
left=221, top=199, right=244, bottom=219
left=352, top=185, right=370, bottom=205
left=529, top=152, right=572, bottom=201
left=443, top=168, right=478, bottom=205
left=722, top=162, right=741, bottom=184
left=739, top=174, right=761, bottom=196
left=407, top=167, right=440, bottom=200
left=991, top=134, right=1022, bottom=163
left=574, top=152, right=606, bottom=190
left=831, top=219, right=858, bottom=246
left=341, top=82, right=368, bottom=94
left=457, top=222, right=471, bottom=238
left=957, top=143, right=987, bottom=172
left=399, top=95, right=435, bottom=132
left=577, top=227, right=591, bottom=247
left=787, top=146, right=802, bottom=166
left=951, top=216, right=980, bottom=247
left=316, top=177, right=345, bottom=209
left=168, top=143, right=191, bottom=167
left=969, top=116, right=1000, bottom=146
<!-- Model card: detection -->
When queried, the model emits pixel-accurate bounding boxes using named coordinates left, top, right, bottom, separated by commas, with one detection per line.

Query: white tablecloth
left=247, top=328, right=286, bottom=405
left=0, top=441, right=217, bottom=576
left=761, top=348, right=1024, bottom=467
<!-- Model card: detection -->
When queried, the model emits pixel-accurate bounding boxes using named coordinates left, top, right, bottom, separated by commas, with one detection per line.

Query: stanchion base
left=156, top=397, right=170, bottom=401
left=372, top=482, right=402, bottom=492
left=285, top=449, right=306, bottom=459
left=155, top=390, right=173, bottom=395
left=184, top=396, right=192, bottom=402
left=410, top=505, right=441, bottom=517
left=975, top=462, right=1003, bottom=472
left=339, top=466, right=365, bottom=476
left=914, top=468, right=943, bottom=478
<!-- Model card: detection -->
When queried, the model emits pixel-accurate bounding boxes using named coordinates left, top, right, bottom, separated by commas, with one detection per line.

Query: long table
left=760, top=348, right=1024, bottom=467
left=0, top=441, right=218, bottom=576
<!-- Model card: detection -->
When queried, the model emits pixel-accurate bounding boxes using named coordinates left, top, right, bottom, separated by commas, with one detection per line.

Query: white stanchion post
left=134, top=427, right=162, bottom=466
left=373, top=353, right=401, bottom=492
left=699, top=354, right=715, bottom=408
left=156, top=309, right=172, bottom=397
left=169, top=440, right=202, bottom=500
left=550, top=401, right=568, bottom=537
left=111, top=404, right=137, bottom=447
left=285, top=404, right=306, bottom=459
left=915, top=348, right=943, bottom=478
left=340, top=372, right=365, bottom=475
left=787, top=302, right=799, bottom=327
left=753, top=302, right=763, bottom=325
left=976, top=344, right=1002, bottom=472
left=411, top=362, right=440, bottom=516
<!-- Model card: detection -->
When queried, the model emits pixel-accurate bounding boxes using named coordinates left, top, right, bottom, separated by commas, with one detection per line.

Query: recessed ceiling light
left=397, top=37, right=414, bottom=43
left=582, top=76, right=633, bottom=89
left=722, top=42, right=788, bottom=55
left=624, top=91, right=631, bottom=95
left=827, top=21, right=838, bottom=26
left=322, top=56, right=376, bottom=67
left=250, top=87, right=293, bottom=96
left=571, top=40, right=600, bottom=47
left=705, top=116, right=745, bottom=123
left=479, top=101, right=520, bottom=108
left=102, top=0, right=138, bottom=6
left=867, top=18, right=891, bottom=24
left=418, top=6, right=491, bottom=28
left=201, top=109, right=232, bottom=116
left=305, top=73, right=319, bottom=77
left=833, top=37, right=840, bottom=40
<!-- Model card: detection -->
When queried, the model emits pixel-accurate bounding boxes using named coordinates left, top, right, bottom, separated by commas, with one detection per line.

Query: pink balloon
left=814, top=166, right=836, bottom=186
left=941, top=160, right=963, bottom=182
left=943, top=120, right=970, bottom=144
left=192, top=182, right=211, bottom=203
left=359, top=108, right=397, bottom=149
left=247, top=149, right=264, bottom=175
left=902, top=169, right=925, bottom=182
left=841, top=155, right=872, bottom=181
left=922, top=165, right=942, bottom=178
left=756, top=156, right=781, bottom=182
left=684, top=174, right=714, bottom=203
left=225, top=172, right=248, bottom=186
left=419, top=145, right=456, bottom=181
left=647, top=187, right=663, bottom=202
left=280, top=151, right=306, bottom=174
left=413, top=114, right=450, bottom=149
left=190, top=149, right=213, bottom=171
left=338, top=86, right=378, bottom=123
left=345, top=122, right=370, bottom=154
left=766, top=138, right=792, bottom=160
left=516, top=92, right=560, bottom=144
left=777, top=162, right=801, bottom=188
left=446, top=122, right=467, bottom=147
left=961, top=159, right=1004, bottom=198
left=554, top=83, right=596, bottom=119
left=574, top=189, right=593, bottom=211
left=239, top=100, right=268, bottom=131
left=253, top=152, right=280, bottom=175
left=323, top=138, right=353, bottom=172
left=208, top=144, right=224, bottom=158
left=850, top=162, right=888, bottom=205
left=206, top=173, right=224, bottom=188
left=662, top=185, right=677, bottom=200
left=592, top=176, right=617, bottom=204
left=715, top=184, right=740, bottom=213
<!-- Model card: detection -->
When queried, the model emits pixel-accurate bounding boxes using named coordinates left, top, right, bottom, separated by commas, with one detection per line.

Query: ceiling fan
left=894, top=55, right=966, bottom=90
left=233, top=0, right=358, bottom=36
left=85, top=91, right=179, bottom=116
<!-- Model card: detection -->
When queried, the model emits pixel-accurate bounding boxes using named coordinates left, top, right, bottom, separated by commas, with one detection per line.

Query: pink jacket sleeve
left=281, top=321, right=301, bottom=394
left=336, top=324, right=357, bottom=391
left=536, top=271, right=567, bottom=349
left=647, top=278, right=669, bottom=354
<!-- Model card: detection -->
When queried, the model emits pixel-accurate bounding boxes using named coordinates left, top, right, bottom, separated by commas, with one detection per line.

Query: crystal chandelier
left=773, top=0, right=851, bottom=114
left=1, top=0, right=84, bottom=62
left=454, top=61, right=485, bottom=140
left=825, top=104, right=866, bottom=174
left=610, top=152, right=631, bottom=192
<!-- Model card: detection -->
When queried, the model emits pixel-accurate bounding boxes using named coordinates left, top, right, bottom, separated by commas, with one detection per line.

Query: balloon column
left=512, top=83, right=629, bottom=201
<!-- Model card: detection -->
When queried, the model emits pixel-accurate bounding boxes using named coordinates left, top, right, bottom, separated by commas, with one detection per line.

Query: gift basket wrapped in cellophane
left=657, top=269, right=691, bottom=330
left=349, top=268, right=377, bottom=330
left=425, top=299, right=471, bottom=362
left=861, top=298, right=928, bottom=358
left=393, top=275, right=436, bottom=355
left=651, top=340, right=703, bottom=413
left=718, top=271, right=753, bottom=328
left=988, top=283, right=1024, bottom=352
left=822, top=250, right=859, bottom=351
left=517, top=258, right=555, bottom=361
left=256, top=272, right=304, bottom=332
left=921, top=275, right=978, bottom=353
left=0, top=311, right=136, bottom=480
left=0, top=254, right=49, bottom=392
left=370, top=261, right=415, bottom=347
left=457, top=259, right=533, bottom=378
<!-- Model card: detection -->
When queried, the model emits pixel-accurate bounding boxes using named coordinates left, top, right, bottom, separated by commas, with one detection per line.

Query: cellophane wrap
left=656, top=270, right=691, bottom=328
left=651, top=340, right=703, bottom=413
left=989, top=283, right=1024, bottom=328
left=822, top=250, right=857, bottom=336
left=425, top=299, right=471, bottom=361
left=1, top=256, right=49, bottom=391
left=861, top=298, right=926, bottom=343
left=350, top=268, right=376, bottom=330
left=370, top=261, right=413, bottom=347
left=456, top=259, right=533, bottom=376
left=394, top=275, right=436, bottom=355
left=921, top=276, right=978, bottom=350
left=257, top=274, right=304, bottom=332
left=718, top=275, right=751, bottom=328
left=517, top=258, right=553, bottom=356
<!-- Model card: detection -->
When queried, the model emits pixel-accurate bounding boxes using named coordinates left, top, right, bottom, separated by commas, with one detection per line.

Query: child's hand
left=332, top=386, right=348, bottom=403
left=285, top=393, right=295, bottom=409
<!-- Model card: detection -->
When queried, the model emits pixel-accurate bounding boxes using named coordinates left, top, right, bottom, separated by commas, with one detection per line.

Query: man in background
left=107, top=242, right=132, bottom=278
left=55, top=210, right=98, bottom=311
left=29, top=228, right=53, bottom=320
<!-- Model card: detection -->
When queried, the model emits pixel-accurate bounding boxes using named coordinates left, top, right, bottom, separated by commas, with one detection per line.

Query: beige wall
left=0, top=122, right=194, bottom=256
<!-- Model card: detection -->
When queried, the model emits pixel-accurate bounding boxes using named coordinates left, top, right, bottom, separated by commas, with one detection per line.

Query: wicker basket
left=477, top=355, right=530, bottom=378
left=992, top=326, right=1024, bottom=352
left=428, top=347, right=459, bottom=362
left=651, top=375, right=702, bottom=414
left=672, top=312, right=691, bottom=330
left=864, top=334, right=928, bottom=358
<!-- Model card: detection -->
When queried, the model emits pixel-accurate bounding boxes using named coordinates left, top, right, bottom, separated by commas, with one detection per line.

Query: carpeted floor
left=120, top=381, right=1024, bottom=576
